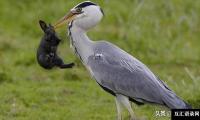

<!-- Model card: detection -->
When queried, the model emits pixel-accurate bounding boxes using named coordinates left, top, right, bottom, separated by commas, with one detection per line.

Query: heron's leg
left=115, top=97, right=122, bottom=120
left=116, top=94, right=135, bottom=120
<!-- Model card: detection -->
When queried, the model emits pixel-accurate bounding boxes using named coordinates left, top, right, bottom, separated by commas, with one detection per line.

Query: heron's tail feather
left=183, top=101, right=192, bottom=109
left=162, top=90, right=192, bottom=109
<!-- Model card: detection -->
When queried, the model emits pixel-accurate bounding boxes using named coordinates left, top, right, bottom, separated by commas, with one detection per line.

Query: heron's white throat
left=68, top=22, right=94, bottom=64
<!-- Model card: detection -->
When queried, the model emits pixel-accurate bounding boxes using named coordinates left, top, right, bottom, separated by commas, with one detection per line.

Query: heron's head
left=54, top=1, right=104, bottom=31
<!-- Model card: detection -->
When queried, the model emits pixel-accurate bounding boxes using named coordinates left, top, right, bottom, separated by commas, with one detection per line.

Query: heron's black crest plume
left=75, top=1, right=97, bottom=8
left=100, top=8, right=105, bottom=16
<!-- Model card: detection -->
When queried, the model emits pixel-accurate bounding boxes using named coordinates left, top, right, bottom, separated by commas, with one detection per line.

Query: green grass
left=0, top=0, right=200, bottom=120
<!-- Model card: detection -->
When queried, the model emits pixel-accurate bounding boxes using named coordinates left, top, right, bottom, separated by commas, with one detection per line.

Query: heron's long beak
left=53, top=9, right=80, bottom=29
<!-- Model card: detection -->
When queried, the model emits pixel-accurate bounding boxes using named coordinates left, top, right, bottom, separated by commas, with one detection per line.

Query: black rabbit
left=37, top=20, right=74, bottom=69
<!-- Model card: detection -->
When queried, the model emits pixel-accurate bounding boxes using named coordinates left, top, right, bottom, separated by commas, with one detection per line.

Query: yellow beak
left=53, top=11, right=76, bottom=29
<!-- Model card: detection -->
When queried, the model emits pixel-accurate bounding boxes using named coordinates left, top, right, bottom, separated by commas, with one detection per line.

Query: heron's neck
left=69, top=24, right=94, bottom=63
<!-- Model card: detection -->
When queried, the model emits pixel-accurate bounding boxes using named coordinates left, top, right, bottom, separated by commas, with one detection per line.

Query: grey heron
left=54, top=1, right=191, bottom=119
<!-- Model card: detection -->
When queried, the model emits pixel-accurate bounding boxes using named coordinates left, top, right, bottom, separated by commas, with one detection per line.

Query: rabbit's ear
left=39, top=20, right=47, bottom=32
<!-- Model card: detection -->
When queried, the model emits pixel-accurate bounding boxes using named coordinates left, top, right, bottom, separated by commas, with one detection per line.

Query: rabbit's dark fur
left=37, top=20, right=74, bottom=69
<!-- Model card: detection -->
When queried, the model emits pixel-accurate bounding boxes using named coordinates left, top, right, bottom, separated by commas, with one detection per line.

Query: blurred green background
left=0, top=0, right=200, bottom=120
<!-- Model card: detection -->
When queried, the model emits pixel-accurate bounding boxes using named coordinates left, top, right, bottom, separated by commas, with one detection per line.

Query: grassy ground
left=0, top=0, right=200, bottom=120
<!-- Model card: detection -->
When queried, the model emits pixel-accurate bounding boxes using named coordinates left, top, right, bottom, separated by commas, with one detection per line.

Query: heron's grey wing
left=87, top=41, right=189, bottom=108
left=87, top=49, right=166, bottom=105
left=87, top=41, right=188, bottom=107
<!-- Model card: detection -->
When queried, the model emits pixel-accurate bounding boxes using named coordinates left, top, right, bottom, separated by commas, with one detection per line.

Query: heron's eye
left=76, top=8, right=82, bottom=13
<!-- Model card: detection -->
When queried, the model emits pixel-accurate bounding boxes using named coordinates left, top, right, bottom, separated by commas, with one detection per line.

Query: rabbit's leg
left=59, top=62, right=75, bottom=68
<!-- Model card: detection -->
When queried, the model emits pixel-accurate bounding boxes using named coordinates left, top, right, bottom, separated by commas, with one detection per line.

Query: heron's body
left=68, top=20, right=190, bottom=109
left=54, top=1, right=191, bottom=119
